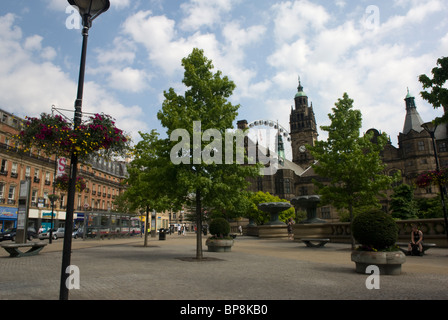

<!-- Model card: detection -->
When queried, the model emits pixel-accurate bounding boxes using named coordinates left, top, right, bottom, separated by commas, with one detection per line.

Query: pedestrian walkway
left=0, top=233, right=447, bottom=301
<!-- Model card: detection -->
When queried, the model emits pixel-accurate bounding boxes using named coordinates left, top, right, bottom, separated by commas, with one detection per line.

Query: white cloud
left=108, top=67, right=150, bottom=93
left=379, top=0, right=444, bottom=35
left=0, top=13, right=147, bottom=141
left=271, top=0, right=330, bottom=43
left=179, top=0, right=234, bottom=31
left=110, top=0, right=131, bottom=10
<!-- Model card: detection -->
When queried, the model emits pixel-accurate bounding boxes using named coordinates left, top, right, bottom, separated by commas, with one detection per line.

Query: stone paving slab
left=0, top=234, right=447, bottom=303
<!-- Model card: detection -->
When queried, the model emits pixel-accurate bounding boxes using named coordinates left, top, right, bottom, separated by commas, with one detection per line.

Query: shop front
left=0, top=206, right=18, bottom=232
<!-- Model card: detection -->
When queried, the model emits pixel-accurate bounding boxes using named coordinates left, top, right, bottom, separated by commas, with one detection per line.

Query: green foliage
left=352, top=209, right=398, bottom=250
left=131, top=48, right=260, bottom=258
left=209, top=218, right=231, bottom=238
left=247, top=191, right=295, bottom=225
left=123, top=129, right=179, bottom=214
left=308, top=93, right=394, bottom=248
left=390, top=184, right=418, bottom=220
left=309, top=93, right=394, bottom=217
left=415, top=196, right=444, bottom=219
left=419, top=56, right=448, bottom=124
left=156, top=48, right=260, bottom=217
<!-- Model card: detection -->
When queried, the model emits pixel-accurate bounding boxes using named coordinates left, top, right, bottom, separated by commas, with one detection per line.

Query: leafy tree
left=419, top=56, right=448, bottom=124
left=123, top=130, right=181, bottom=246
left=415, top=196, right=444, bottom=219
left=157, top=48, right=259, bottom=259
left=389, top=184, right=418, bottom=220
left=309, top=93, right=395, bottom=248
left=247, top=191, right=295, bottom=225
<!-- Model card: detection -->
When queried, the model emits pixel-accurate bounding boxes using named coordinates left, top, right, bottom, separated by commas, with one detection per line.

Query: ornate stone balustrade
left=292, top=218, right=447, bottom=247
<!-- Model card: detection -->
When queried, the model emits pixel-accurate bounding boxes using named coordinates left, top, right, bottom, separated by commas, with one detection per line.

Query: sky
left=1, top=0, right=447, bottom=159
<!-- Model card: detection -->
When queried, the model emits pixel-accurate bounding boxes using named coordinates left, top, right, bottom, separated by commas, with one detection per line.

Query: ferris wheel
left=247, top=119, right=291, bottom=142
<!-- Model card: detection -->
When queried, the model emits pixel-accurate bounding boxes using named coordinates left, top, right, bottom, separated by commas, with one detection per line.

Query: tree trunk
left=349, top=203, right=355, bottom=250
left=195, top=189, right=203, bottom=260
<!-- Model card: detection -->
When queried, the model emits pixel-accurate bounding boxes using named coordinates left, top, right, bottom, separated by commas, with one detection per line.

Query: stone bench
left=301, top=238, right=330, bottom=248
left=1, top=242, right=47, bottom=257
left=396, top=242, right=436, bottom=255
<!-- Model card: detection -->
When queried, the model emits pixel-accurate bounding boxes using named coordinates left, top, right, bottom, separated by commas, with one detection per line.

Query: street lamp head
left=422, top=121, right=438, bottom=134
left=68, top=0, right=110, bottom=25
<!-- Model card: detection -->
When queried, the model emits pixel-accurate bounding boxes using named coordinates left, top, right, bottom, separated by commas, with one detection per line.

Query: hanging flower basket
left=55, top=174, right=86, bottom=192
left=415, top=168, right=448, bottom=188
left=14, top=113, right=129, bottom=159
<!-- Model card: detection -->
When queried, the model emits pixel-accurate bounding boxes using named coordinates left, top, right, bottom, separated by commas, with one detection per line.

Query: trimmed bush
left=352, top=209, right=398, bottom=250
left=209, top=218, right=230, bottom=238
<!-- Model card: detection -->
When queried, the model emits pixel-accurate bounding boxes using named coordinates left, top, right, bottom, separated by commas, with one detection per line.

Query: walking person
left=287, top=218, right=295, bottom=240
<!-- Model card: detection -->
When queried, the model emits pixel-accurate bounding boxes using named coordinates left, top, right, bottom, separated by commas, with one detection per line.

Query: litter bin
left=159, top=228, right=166, bottom=240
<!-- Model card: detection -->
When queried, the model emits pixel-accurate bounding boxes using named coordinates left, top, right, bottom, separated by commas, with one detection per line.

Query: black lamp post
left=60, top=0, right=110, bottom=301
left=421, top=121, right=448, bottom=244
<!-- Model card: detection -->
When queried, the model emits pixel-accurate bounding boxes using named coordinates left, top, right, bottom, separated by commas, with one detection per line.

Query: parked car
left=0, top=227, right=38, bottom=241
left=39, top=227, right=65, bottom=240
left=72, top=228, right=84, bottom=239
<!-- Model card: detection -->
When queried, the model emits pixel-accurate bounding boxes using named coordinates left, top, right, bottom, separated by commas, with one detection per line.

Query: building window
left=11, top=162, right=17, bottom=174
left=8, top=185, right=16, bottom=204
left=321, top=207, right=331, bottom=219
left=31, top=190, right=38, bottom=207
left=0, top=183, right=4, bottom=201
left=284, top=179, right=291, bottom=194
left=257, top=177, right=263, bottom=191
left=417, top=141, right=425, bottom=151
left=0, top=159, right=7, bottom=174
left=275, top=178, right=284, bottom=195
left=439, top=142, right=447, bottom=153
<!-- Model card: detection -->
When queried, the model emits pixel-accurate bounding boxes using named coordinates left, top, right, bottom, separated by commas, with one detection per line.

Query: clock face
left=299, top=145, right=306, bottom=153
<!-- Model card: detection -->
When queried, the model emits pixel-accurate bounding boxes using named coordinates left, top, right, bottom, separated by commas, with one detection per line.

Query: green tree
left=309, top=93, right=394, bottom=248
left=419, top=56, right=448, bottom=124
left=123, top=130, right=180, bottom=246
left=416, top=196, right=444, bottom=219
left=390, top=184, right=418, bottom=220
left=157, top=48, right=259, bottom=259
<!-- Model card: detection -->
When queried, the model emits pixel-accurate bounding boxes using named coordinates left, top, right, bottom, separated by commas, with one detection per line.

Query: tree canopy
left=126, top=48, right=259, bottom=258
left=309, top=93, right=395, bottom=247
left=419, top=56, right=448, bottom=124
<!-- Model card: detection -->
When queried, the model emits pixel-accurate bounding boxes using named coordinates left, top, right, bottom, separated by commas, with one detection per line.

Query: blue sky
left=1, top=0, right=447, bottom=155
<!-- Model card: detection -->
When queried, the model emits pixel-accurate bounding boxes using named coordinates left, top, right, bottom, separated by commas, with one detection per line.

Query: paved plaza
left=1, top=233, right=447, bottom=302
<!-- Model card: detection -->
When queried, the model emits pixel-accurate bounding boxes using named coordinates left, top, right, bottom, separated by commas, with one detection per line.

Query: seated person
left=407, top=225, right=423, bottom=256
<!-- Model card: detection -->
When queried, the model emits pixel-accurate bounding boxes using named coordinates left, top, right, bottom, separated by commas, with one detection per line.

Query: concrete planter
left=205, top=238, right=234, bottom=252
left=351, top=250, right=406, bottom=275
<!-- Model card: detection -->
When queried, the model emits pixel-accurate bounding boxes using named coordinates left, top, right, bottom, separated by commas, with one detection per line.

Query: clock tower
left=289, top=78, right=318, bottom=166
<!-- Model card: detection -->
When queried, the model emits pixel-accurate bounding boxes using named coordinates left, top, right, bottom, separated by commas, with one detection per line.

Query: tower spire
left=298, top=75, right=303, bottom=92
left=402, top=88, right=424, bottom=134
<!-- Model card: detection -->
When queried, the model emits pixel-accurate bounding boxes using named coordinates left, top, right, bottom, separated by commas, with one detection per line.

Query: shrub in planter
left=352, top=209, right=398, bottom=251
left=209, top=218, right=231, bottom=239
left=351, top=209, right=405, bottom=275
left=206, top=218, right=233, bottom=252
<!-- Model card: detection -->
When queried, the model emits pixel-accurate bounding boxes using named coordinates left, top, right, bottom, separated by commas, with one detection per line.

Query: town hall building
left=241, top=79, right=448, bottom=222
